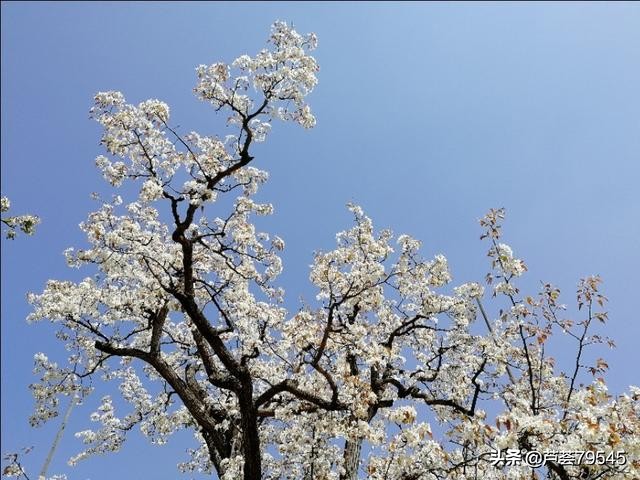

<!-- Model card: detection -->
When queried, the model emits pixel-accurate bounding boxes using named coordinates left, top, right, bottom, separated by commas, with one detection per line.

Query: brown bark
left=340, top=438, right=363, bottom=480
left=239, top=383, right=261, bottom=480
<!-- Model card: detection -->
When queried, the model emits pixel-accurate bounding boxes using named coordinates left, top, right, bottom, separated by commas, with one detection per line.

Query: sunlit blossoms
left=18, top=22, right=639, bottom=480
left=1, top=196, right=40, bottom=239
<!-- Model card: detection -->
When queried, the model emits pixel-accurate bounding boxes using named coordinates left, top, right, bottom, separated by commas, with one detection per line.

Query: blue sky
left=2, top=2, right=639, bottom=479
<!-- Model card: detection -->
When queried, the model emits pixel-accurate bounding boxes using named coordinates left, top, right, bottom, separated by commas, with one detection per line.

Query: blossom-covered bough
left=22, top=22, right=639, bottom=480
left=1, top=196, right=39, bottom=239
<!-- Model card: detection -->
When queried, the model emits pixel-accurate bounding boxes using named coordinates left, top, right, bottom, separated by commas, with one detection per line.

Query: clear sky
left=2, top=2, right=639, bottom=479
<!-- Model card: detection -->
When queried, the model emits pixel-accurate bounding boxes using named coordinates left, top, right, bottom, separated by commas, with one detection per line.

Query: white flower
left=139, top=179, right=164, bottom=202
left=388, top=406, right=417, bottom=424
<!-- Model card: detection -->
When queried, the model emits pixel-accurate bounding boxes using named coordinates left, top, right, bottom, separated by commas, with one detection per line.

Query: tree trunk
left=341, top=351, right=364, bottom=480
left=239, top=384, right=261, bottom=480
left=203, top=430, right=227, bottom=478
left=340, top=438, right=363, bottom=480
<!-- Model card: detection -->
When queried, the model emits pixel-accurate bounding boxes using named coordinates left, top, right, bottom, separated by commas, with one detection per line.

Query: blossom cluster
left=1, top=196, right=40, bottom=239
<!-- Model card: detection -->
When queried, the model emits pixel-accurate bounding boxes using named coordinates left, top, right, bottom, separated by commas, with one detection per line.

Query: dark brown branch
left=149, top=304, right=169, bottom=354
left=255, top=379, right=347, bottom=411
left=384, top=359, right=487, bottom=417
left=191, top=328, right=240, bottom=391
left=94, top=341, right=226, bottom=452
